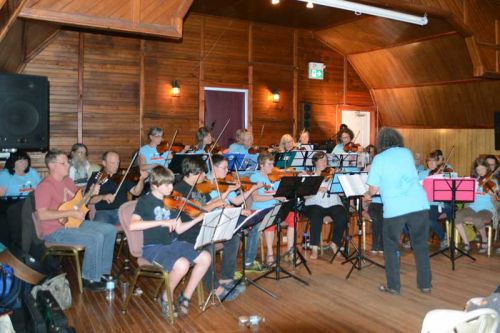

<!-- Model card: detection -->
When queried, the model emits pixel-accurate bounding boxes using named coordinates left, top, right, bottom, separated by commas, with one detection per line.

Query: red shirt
left=34, top=175, right=78, bottom=238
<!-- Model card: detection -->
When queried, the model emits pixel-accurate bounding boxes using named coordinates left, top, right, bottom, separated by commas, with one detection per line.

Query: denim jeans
left=200, top=233, right=240, bottom=290
left=244, top=223, right=261, bottom=265
left=429, top=205, right=445, bottom=241
left=94, top=209, right=119, bottom=225
left=383, top=210, right=432, bottom=292
left=44, top=220, right=117, bottom=281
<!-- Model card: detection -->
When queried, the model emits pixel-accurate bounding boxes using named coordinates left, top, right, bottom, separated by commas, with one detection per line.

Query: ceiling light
left=272, top=0, right=280, bottom=5
left=296, top=0, right=428, bottom=26
left=306, top=1, right=314, bottom=8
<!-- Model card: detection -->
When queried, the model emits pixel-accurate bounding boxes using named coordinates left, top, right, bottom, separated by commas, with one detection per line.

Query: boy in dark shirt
left=131, top=166, right=210, bottom=318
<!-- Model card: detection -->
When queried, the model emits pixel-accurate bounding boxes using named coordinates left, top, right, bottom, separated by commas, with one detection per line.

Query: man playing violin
left=87, top=151, right=149, bottom=225
left=35, top=150, right=117, bottom=292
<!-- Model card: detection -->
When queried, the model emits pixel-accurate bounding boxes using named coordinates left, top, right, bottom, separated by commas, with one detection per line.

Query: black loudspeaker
left=0, top=73, right=49, bottom=150
left=301, top=102, right=312, bottom=130
left=495, top=112, right=500, bottom=151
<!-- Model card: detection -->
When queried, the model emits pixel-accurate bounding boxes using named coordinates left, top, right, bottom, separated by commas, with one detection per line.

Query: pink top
left=34, top=175, right=78, bottom=238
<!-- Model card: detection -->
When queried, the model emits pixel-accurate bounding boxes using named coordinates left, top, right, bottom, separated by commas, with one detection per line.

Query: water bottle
left=239, top=315, right=265, bottom=327
left=105, top=278, right=115, bottom=302
left=302, top=232, right=310, bottom=250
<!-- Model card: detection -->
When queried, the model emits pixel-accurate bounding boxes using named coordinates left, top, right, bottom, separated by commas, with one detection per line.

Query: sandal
left=159, top=297, right=178, bottom=319
left=177, top=293, right=191, bottom=316
left=265, top=255, right=275, bottom=267
left=329, top=242, right=339, bottom=254
left=378, top=284, right=400, bottom=296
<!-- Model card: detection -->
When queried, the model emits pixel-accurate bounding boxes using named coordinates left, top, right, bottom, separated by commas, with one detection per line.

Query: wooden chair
left=319, top=215, right=366, bottom=256
left=31, top=212, right=85, bottom=293
left=118, top=201, right=204, bottom=324
left=447, top=220, right=494, bottom=257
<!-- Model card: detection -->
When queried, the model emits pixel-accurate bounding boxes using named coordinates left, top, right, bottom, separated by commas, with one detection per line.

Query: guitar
left=58, top=172, right=104, bottom=228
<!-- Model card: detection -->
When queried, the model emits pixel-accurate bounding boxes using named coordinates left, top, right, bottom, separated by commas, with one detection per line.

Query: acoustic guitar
left=58, top=172, right=104, bottom=228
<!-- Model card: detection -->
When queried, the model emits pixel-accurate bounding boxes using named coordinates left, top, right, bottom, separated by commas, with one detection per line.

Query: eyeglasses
left=53, top=160, right=69, bottom=165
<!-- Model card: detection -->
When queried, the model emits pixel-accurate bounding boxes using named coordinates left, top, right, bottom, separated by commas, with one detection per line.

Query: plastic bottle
left=238, top=315, right=265, bottom=327
left=302, top=232, right=310, bottom=250
left=105, top=278, right=115, bottom=301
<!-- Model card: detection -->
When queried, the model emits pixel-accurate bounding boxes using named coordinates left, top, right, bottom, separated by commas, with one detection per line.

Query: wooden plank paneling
left=373, top=80, right=500, bottom=128
left=252, top=24, right=294, bottom=66
left=399, top=128, right=497, bottom=176
left=348, top=34, right=474, bottom=89
left=82, top=32, right=141, bottom=163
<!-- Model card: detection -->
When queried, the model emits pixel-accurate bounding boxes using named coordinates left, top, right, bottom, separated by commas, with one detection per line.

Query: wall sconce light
left=271, top=89, right=280, bottom=103
left=171, top=80, right=180, bottom=97
left=306, top=1, right=314, bottom=8
left=272, top=0, right=280, bottom=4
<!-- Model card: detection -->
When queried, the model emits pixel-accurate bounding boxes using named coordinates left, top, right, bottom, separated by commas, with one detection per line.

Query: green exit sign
left=308, top=62, right=325, bottom=80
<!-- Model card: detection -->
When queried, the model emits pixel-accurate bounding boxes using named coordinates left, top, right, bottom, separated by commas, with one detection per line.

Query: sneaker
left=244, top=261, right=267, bottom=272
left=420, top=287, right=432, bottom=294
left=233, top=271, right=243, bottom=280
left=220, top=282, right=244, bottom=302
left=83, top=279, right=106, bottom=292
left=439, top=237, right=448, bottom=250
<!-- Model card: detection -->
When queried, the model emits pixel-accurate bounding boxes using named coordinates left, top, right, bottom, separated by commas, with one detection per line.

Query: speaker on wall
left=495, top=112, right=500, bottom=151
left=301, top=102, right=312, bottom=130
left=0, top=73, right=49, bottom=150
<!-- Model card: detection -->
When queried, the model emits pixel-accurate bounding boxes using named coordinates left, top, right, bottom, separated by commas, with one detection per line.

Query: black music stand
left=222, top=207, right=277, bottom=301
left=427, top=177, right=476, bottom=270
left=255, top=176, right=323, bottom=286
left=194, top=207, right=242, bottom=311
left=336, top=174, right=385, bottom=279
left=329, top=153, right=360, bottom=173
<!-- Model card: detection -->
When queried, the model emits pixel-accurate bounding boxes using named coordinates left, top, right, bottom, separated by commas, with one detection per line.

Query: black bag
left=23, top=293, right=47, bottom=333
left=0, top=263, right=26, bottom=314
left=36, top=290, right=70, bottom=330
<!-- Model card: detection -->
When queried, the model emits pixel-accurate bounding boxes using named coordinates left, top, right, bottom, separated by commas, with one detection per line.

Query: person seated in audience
left=68, top=143, right=99, bottom=188
left=173, top=156, right=230, bottom=298
left=35, top=149, right=117, bottom=292
left=228, top=129, right=253, bottom=154
left=87, top=151, right=148, bottom=225
left=248, top=153, right=289, bottom=268
left=0, top=151, right=40, bottom=198
left=418, top=151, right=450, bottom=250
left=191, top=127, right=214, bottom=154
left=455, top=157, right=496, bottom=254
left=303, top=151, right=347, bottom=259
left=130, top=166, right=211, bottom=318
left=0, top=151, right=41, bottom=248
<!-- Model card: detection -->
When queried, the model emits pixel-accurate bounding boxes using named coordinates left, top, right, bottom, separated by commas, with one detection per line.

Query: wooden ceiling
left=1, top=0, right=499, bottom=128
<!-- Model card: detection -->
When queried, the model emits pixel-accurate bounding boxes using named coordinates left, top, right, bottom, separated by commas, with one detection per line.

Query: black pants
left=304, top=204, right=347, bottom=247
left=368, top=203, right=383, bottom=251
left=383, top=210, right=432, bottom=292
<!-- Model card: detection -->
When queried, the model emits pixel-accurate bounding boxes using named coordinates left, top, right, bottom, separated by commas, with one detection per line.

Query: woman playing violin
left=248, top=153, right=290, bottom=268
left=277, top=134, right=296, bottom=153
left=332, top=127, right=357, bottom=154
left=303, top=151, right=347, bottom=259
left=190, top=127, right=214, bottom=154
left=228, top=129, right=254, bottom=154
left=139, top=128, right=169, bottom=171
left=417, top=151, right=451, bottom=250
left=297, top=129, right=312, bottom=151
left=455, top=157, right=497, bottom=254
left=433, top=149, right=453, bottom=172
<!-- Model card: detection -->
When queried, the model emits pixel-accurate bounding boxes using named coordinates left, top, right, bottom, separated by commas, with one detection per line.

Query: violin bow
left=207, top=118, right=231, bottom=202
left=436, top=145, right=455, bottom=174
left=162, top=129, right=179, bottom=167
left=113, top=151, right=139, bottom=197
left=232, top=164, right=247, bottom=210
left=208, top=118, right=231, bottom=154
left=174, top=172, right=204, bottom=222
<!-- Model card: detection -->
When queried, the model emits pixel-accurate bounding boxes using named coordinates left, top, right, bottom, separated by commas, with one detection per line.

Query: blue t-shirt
left=469, top=179, right=496, bottom=214
left=250, top=172, right=279, bottom=210
left=332, top=143, right=345, bottom=154
left=367, top=147, right=429, bottom=218
left=228, top=143, right=248, bottom=154
left=206, top=174, right=238, bottom=205
left=0, top=168, right=41, bottom=197
left=139, top=144, right=169, bottom=167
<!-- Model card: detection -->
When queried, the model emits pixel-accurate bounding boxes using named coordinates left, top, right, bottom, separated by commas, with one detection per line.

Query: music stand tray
left=274, top=151, right=297, bottom=169
left=424, top=177, right=477, bottom=270
left=223, top=153, right=246, bottom=172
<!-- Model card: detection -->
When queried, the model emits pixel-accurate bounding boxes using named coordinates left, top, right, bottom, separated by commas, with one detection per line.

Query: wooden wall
left=20, top=13, right=373, bottom=166
left=398, top=128, right=496, bottom=176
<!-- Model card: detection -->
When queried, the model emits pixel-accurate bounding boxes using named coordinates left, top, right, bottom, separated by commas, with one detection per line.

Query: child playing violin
left=130, top=166, right=211, bottom=318
left=455, top=157, right=497, bottom=254
left=249, top=153, right=290, bottom=268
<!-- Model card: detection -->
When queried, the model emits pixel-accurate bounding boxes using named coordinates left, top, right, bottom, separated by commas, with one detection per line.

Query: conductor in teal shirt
left=365, top=127, right=432, bottom=295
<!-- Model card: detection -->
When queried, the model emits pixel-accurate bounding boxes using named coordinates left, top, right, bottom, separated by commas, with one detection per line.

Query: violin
left=320, top=167, right=336, bottom=180
left=344, top=142, right=361, bottom=153
left=156, top=141, right=170, bottom=154
left=268, top=167, right=300, bottom=182
left=204, top=143, right=224, bottom=154
left=429, top=165, right=454, bottom=176
left=479, top=176, right=497, bottom=194
left=163, top=191, right=208, bottom=218
left=195, top=178, right=238, bottom=194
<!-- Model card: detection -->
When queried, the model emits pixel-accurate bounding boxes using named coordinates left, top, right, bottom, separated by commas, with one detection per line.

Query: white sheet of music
left=194, top=207, right=242, bottom=249
left=338, top=174, right=368, bottom=197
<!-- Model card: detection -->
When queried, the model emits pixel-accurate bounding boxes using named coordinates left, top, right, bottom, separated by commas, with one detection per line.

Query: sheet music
left=194, top=207, right=242, bottom=249
left=338, top=174, right=368, bottom=197
left=233, top=207, right=273, bottom=234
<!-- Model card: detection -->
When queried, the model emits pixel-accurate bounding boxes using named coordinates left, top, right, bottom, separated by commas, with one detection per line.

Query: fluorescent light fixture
left=296, top=0, right=428, bottom=26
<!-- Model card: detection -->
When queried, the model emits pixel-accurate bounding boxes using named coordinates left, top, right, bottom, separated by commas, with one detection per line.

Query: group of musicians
left=1, top=124, right=499, bottom=316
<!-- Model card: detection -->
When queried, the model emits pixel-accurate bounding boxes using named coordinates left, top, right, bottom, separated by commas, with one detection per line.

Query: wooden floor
left=62, top=238, right=500, bottom=333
